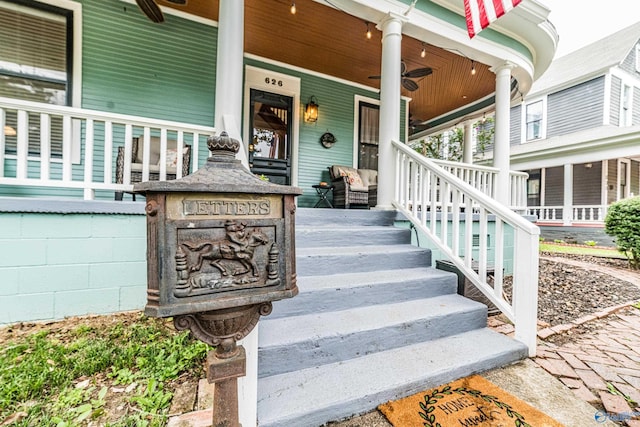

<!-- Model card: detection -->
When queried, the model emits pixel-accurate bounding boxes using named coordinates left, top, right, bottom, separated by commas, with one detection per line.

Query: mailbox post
left=134, top=132, right=301, bottom=426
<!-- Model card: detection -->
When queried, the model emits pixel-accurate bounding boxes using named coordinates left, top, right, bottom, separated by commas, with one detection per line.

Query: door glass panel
left=249, top=89, right=292, bottom=185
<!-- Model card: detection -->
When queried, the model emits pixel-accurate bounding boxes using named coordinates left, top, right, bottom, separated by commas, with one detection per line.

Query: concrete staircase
left=256, top=208, right=527, bottom=427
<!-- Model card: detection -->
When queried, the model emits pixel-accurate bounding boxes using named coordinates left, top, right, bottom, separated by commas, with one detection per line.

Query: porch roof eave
left=314, top=0, right=556, bottom=127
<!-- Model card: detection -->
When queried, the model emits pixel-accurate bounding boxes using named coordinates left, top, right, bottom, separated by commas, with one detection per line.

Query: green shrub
left=604, top=196, right=640, bottom=269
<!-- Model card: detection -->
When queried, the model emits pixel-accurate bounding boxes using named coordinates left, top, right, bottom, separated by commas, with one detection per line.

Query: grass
left=539, top=242, right=627, bottom=258
left=0, top=313, right=209, bottom=427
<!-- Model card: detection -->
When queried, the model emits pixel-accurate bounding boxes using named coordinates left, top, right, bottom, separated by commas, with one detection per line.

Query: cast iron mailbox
left=134, top=132, right=301, bottom=427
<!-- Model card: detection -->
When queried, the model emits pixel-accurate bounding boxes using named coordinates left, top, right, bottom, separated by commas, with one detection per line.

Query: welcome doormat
left=378, top=375, right=564, bottom=427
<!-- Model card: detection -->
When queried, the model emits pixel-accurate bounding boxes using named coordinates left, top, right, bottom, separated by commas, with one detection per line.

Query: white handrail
left=392, top=140, right=540, bottom=356
left=0, top=97, right=216, bottom=200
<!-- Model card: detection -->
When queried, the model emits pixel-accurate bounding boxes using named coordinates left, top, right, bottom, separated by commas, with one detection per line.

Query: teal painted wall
left=81, top=0, right=217, bottom=124
left=81, top=0, right=217, bottom=190
left=0, top=212, right=147, bottom=325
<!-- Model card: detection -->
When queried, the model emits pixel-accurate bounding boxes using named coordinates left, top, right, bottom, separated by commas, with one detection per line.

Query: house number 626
left=265, top=77, right=283, bottom=87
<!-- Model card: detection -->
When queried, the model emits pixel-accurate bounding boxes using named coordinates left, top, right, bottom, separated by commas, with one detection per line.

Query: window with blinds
left=1, top=0, right=72, bottom=157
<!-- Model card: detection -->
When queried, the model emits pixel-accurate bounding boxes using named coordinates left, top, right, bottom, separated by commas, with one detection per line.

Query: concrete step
left=296, top=244, right=431, bottom=276
left=257, top=328, right=528, bottom=427
left=269, top=267, right=457, bottom=319
left=295, top=208, right=398, bottom=227
left=259, top=294, right=487, bottom=378
left=296, top=225, right=411, bottom=248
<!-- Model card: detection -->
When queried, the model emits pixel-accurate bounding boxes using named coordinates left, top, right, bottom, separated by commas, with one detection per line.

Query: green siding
left=80, top=0, right=217, bottom=124
left=80, top=0, right=217, bottom=175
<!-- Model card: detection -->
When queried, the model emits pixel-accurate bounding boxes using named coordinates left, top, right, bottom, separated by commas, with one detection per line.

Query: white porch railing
left=527, top=205, right=608, bottom=224
left=0, top=97, right=216, bottom=200
left=431, top=158, right=528, bottom=211
left=393, top=140, right=540, bottom=356
left=527, top=206, right=563, bottom=222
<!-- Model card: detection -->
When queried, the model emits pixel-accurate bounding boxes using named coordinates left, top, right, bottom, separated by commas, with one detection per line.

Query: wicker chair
left=328, top=165, right=378, bottom=209
left=115, top=137, right=191, bottom=200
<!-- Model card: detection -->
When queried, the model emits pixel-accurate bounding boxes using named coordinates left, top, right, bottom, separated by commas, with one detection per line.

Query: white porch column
left=376, top=13, right=405, bottom=209
left=463, top=120, right=474, bottom=164
left=563, top=163, right=573, bottom=226
left=491, top=63, right=514, bottom=206
left=215, top=2, right=256, bottom=426
left=215, top=0, right=248, bottom=167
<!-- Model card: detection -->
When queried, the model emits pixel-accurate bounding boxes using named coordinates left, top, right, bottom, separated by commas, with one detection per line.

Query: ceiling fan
left=409, top=114, right=428, bottom=133
left=136, top=0, right=187, bottom=23
left=369, top=61, right=433, bottom=92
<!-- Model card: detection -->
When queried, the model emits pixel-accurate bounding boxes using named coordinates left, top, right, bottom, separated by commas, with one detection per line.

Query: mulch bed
left=536, top=252, right=640, bottom=326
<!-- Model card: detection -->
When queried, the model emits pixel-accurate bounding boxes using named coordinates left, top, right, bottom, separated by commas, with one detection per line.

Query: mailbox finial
left=207, top=131, right=240, bottom=161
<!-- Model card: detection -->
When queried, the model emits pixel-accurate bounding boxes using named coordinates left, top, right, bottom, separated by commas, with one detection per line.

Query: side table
left=312, top=184, right=334, bottom=208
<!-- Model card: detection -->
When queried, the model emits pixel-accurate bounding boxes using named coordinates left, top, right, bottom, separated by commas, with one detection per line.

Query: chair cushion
left=162, top=146, right=189, bottom=168
left=332, top=165, right=365, bottom=189
left=134, top=137, right=180, bottom=165
left=358, top=169, right=377, bottom=187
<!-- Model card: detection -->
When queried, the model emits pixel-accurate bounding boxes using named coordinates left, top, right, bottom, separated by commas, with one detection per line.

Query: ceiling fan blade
left=402, top=78, right=419, bottom=91
left=368, top=75, right=381, bottom=79
left=136, top=0, right=164, bottom=23
left=404, top=67, right=433, bottom=78
left=400, top=61, right=407, bottom=75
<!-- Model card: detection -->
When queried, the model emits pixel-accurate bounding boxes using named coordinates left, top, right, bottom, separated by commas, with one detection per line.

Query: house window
left=621, top=84, right=632, bottom=126
left=0, top=0, right=73, bottom=157
left=358, top=102, right=379, bottom=170
left=525, top=100, right=543, bottom=141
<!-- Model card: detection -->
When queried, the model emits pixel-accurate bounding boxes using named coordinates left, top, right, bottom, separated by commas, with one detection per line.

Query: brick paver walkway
left=488, top=254, right=640, bottom=426
left=534, top=307, right=640, bottom=426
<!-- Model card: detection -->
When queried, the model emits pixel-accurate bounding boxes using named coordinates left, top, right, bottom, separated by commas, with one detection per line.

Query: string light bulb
left=471, top=60, right=476, bottom=75
left=366, top=22, right=372, bottom=39
left=420, top=44, right=426, bottom=58
left=290, top=2, right=296, bottom=14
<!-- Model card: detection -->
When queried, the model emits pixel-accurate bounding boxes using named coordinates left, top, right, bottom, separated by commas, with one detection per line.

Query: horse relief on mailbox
left=173, top=219, right=281, bottom=297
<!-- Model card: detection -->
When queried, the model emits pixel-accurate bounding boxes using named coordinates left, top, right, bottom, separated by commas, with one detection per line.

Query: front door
left=248, top=89, right=293, bottom=185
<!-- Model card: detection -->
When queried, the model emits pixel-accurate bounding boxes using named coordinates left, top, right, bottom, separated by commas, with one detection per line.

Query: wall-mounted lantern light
left=304, top=96, right=319, bottom=123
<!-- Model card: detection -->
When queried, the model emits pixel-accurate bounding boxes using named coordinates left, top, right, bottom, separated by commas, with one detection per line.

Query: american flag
left=464, top=0, right=522, bottom=38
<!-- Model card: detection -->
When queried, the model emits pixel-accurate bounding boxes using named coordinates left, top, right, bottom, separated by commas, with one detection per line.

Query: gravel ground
left=535, top=252, right=640, bottom=326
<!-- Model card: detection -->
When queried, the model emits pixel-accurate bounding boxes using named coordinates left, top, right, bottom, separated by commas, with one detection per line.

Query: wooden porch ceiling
left=156, top=0, right=496, bottom=132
